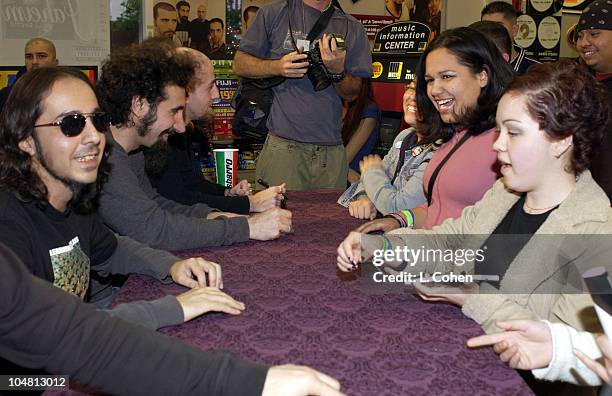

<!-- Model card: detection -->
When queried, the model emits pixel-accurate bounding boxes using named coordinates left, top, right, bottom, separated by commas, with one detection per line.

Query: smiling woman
left=337, top=62, right=612, bottom=384
left=355, top=27, right=514, bottom=234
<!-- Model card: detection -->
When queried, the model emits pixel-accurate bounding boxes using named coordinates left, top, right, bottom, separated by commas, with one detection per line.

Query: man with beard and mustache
left=0, top=66, right=246, bottom=337
left=96, top=43, right=292, bottom=251
left=145, top=48, right=285, bottom=214
left=0, top=67, right=344, bottom=396
left=176, top=1, right=191, bottom=31
left=154, top=2, right=181, bottom=46
left=176, top=1, right=191, bottom=46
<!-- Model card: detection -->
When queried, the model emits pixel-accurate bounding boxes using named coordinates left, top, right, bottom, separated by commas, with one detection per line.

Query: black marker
left=257, top=179, right=288, bottom=209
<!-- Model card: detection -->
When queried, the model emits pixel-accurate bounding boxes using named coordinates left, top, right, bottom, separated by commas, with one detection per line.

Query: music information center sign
left=371, top=22, right=431, bottom=83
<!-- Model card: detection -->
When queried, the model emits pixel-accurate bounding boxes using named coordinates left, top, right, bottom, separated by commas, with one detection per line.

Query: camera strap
left=288, top=0, right=342, bottom=51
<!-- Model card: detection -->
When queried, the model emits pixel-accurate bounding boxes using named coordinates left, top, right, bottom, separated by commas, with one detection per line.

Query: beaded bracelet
left=384, top=212, right=405, bottom=228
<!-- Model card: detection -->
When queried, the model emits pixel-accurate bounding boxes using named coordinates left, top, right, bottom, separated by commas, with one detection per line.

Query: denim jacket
left=338, top=128, right=438, bottom=214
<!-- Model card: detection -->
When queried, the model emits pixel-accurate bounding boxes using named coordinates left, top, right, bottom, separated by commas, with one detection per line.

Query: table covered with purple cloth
left=112, top=190, right=533, bottom=396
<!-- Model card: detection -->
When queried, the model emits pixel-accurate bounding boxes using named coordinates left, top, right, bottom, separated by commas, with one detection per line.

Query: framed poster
left=148, top=0, right=232, bottom=60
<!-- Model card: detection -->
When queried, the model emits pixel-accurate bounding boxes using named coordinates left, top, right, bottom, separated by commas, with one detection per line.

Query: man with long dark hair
left=0, top=67, right=343, bottom=396
left=0, top=66, right=248, bottom=336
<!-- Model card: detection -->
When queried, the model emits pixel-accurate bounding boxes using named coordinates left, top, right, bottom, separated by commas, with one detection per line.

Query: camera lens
left=306, top=43, right=331, bottom=91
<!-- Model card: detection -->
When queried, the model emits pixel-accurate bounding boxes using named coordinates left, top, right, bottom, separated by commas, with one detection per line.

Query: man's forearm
left=233, top=50, right=280, bottom=78
left=334, top=74, right=361, bottom=101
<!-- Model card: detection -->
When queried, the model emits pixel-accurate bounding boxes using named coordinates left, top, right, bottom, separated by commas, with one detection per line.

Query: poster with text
left=0, top=0, right=110, bottom=67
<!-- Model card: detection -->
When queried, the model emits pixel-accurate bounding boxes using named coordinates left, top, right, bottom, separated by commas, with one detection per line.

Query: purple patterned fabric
left=56, top=190, right=534, bottom=395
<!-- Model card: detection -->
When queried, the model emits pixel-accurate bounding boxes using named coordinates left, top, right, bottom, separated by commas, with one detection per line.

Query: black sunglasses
left=34, top=112, right=110, bottom=137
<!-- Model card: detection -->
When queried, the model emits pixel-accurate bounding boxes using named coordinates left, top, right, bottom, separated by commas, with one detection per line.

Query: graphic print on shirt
left=49, top=236, right=90, bottom=299
left=283, top=30, right=307, bottom=51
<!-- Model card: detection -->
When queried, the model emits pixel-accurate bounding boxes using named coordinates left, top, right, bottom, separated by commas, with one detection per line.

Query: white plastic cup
left=213, top=148, right=238, bottom=188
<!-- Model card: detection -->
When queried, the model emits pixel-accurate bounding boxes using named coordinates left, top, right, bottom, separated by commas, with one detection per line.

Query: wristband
left=384, top=213, right=405, bottom=228
left=379, top=234, right=392, bottom=252
left=399, top=209, right=415, bottom=229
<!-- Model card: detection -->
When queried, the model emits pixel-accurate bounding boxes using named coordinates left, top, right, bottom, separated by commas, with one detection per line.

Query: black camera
left=305, top=34, right=345, bottom=91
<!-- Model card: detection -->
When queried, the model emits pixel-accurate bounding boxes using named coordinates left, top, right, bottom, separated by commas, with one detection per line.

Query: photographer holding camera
left=233, top=0, right=372, bottom=190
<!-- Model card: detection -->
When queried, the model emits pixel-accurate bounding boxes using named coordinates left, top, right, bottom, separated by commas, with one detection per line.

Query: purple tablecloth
left=112, top=190, right=533, bottom=396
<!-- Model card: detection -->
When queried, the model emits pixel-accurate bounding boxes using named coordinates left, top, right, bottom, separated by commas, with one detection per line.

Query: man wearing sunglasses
left=0, top=65, right=247, bottom=339
left=96, top=43, right=292, bottom=251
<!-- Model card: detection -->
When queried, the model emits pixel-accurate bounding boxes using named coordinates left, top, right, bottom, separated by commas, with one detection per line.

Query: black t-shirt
left=475, top=195, right=556, bottom=286
left=177, top=19, right=190, bottom=32
left=188, top=19, right=210, bottom=52
left=0, top=188, right=117, bottom=299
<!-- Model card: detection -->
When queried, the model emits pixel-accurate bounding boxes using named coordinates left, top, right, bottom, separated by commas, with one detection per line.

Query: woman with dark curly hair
left=338, top=60, right=612, bottom=347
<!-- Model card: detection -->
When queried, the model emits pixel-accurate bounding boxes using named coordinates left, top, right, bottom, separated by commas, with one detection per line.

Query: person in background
left=243, top=5, right=260, bottom=32
left=469, top=20, right=513, bottom=62
left=427, top=0, right=442, bottom=40
left=0, top=242, right=345, bottom=396
left=233, top=0, right=372, bottom=190
left=354, top=26, right=512, bottom=233
left=342, top=79, right=379, bottom=184
left=385, top=0, right=405, bottom=20
left=0, top=37, right=58, bottom=114
left=145, top=47, right=285, bottom=214
left=206, top=17, right=230, bottom=60
left=481, top=1, right=539, bottom=75
left=175, top=0, right=191, bottom=46
left=154, top=2, right=182, bottom=47
left=176, top=0, right=191, bottom=31
left=409, top=0, right=430, bottom=24
left=341, top=23, right=511, bottom=221
left=96, top=43, right=291, bottom=251
left=189, top=3, right=210, bottom=53
left=575, top=0, right=612, bottom=200
left=340, top=81, right=438, bottom=220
